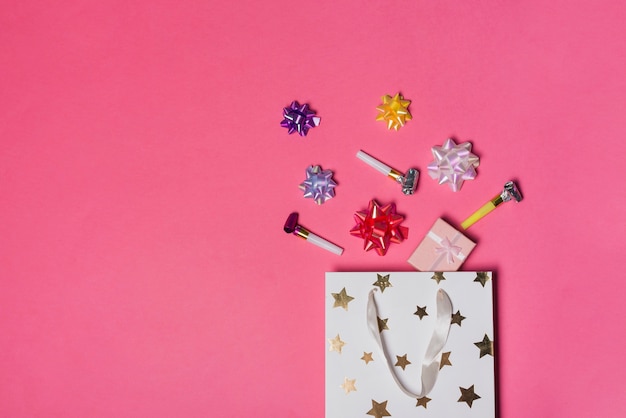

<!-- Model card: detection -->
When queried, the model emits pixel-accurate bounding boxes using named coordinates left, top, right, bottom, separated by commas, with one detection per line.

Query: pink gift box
left=407, top=218, right=476, bottom=271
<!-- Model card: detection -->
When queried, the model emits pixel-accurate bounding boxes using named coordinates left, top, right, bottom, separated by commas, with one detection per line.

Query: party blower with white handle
left=356, top=150, right=419, bottom=195
left=283, top=212, right=343, bottom=255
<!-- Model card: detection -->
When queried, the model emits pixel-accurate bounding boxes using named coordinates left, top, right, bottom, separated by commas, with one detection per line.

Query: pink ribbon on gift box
left=427, top=231, right=467, bottom=270
left=435, top=237, right=462, bottom=264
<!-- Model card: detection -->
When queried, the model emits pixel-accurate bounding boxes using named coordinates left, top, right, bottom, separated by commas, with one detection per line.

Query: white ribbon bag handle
left=366, top=288, right=453, bottom=397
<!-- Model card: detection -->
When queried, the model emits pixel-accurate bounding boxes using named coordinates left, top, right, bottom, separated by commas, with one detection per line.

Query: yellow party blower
left=461, top=181, right=523, bottom=230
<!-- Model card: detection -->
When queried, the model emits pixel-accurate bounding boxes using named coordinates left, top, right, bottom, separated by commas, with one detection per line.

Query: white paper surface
left=325, top=271, right=495, bottom=418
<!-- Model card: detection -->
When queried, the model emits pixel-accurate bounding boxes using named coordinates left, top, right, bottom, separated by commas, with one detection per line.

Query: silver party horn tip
left=356, top=150, right=419, bottom=195
left=502, top=181, right=523, bottom=203
left=461, top=181, right=523, bottom=230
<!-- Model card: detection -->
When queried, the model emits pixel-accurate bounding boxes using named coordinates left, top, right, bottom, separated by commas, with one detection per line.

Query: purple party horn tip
left=284, top=212, right=299, bottom=233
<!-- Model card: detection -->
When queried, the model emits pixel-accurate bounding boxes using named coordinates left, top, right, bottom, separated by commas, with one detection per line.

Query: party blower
left=408, top=180, right=524, bottom=271
left=461, top=181, right=523, bottom=229
left=356, top=150, right=419, bottom=195
left=284, top=212, right=344, bottom=255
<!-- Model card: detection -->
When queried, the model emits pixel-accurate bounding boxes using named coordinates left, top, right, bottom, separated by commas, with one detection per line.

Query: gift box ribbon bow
left=435, top=236, right=463, bottom=264
left=428, top=231, right=467, bottom=269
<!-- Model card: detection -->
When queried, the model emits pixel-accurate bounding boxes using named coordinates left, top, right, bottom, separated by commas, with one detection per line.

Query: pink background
left=1, top=1, right=625, bottom=417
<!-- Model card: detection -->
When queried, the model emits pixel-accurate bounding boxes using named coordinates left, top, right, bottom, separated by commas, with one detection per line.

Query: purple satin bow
left=299, top=165, right=337, bottom=205
left=280, top=101, right=321, bottom=136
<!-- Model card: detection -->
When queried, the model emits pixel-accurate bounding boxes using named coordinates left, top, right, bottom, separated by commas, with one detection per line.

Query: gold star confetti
left=377, top=317, right=389, bottom=332
left=474, top=272, right=490, bottom=287
left=340, top=377, right=357, bottom=394
left=414, top=305, right=428, bottom=319
left=451, top=310, right=466, bottom=326
left=474, top=334, right=494, bottom=358
left=431, top=272, right=446, bottom=284
left=395, top=354, right=411, bottom=370
left=376, top=92, right=412, bottom=131
left=366, top=399, right=392, bottom=418
left=361, top=352, right=374, bottom=364
left=415, top=396, right=431, bottom=408
left=328, top=334, right=345, bottom=354
left=373, top=274, right=392, bottom=293
left=332, top=287, right=355, bottom=311
left=458, top=385, right=481, bottom=407
left=439, top=351, right=452, bottom=369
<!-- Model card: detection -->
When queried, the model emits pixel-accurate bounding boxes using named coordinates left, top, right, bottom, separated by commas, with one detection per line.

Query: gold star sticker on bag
left=340, top=377, right=357, bottom=394
left=414, top=305, right=428, bottom=319
left=474, top=272, right=490, bottom=287
left=451, top=310, right=466, bottom=326
left=431, top=272, right=446, bottom=284
left=474, top=334, right=494, bottom=358
left=439, top=351, right=452, bottom=369
left=328, top=334, right=345, bottom=354
left=395, top=354, right=411, bottom=370
left=373, top=274, right=392, bottom=293
left=377, top=317, right=389, bottom=332
left=458, top=385, right=481, bottom=407
left=366, top=399, right=392, bottom=418
left=332, top=287, right=355, bottom=310
left=415, top=396, right=431, bottom=408
left=361, top=352, right=374, bottom=364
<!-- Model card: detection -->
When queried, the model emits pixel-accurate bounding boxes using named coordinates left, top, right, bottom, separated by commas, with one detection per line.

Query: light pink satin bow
left=435, top=237, right=462, bottom=264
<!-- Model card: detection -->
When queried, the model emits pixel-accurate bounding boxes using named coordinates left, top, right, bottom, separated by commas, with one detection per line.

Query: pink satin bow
left=435, top=237, right=462, bottom=264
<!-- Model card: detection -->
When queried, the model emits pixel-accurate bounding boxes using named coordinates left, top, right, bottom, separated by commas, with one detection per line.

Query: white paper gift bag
left=325, top=271, right=495, bottom=417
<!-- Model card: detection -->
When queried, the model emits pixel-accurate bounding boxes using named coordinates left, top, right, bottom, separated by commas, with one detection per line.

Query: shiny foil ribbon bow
left=350, top=199, right=408, bottom=256
left=427, top=138, right=479, bottom=191
left=280, top=101, right=321, bottom=136
left=376, top=93, right=412, bottom=131
left=299, top=165, right=337, bottom=204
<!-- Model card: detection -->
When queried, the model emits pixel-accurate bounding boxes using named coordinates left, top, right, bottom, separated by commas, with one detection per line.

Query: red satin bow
left=350, top=199, right=408, bottom=256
